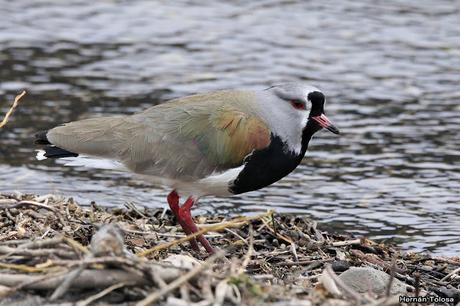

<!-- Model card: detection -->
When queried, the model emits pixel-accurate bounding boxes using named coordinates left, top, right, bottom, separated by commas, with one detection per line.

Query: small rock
left=338, top=267, right=409, bottom=296
left=331, top=260, right=350, bottom=272
left=163, top=254, right=200, bottom=270
left=90, top=224, right=125, bottom=257
left=432, top=286, right=460, bottom=304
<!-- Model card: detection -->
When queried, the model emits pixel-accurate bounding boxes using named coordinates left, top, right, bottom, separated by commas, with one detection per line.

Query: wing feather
left=45, top=90, right=271, bottom=181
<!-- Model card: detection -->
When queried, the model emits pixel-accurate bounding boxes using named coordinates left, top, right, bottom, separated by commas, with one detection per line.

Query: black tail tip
left=34, top=130, right=50, bottom=145
left=40, top=146, right=78, bottom=159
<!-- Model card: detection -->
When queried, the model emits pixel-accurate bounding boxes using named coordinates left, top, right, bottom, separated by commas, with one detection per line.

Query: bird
left=34, top=82, right=340, bottom=253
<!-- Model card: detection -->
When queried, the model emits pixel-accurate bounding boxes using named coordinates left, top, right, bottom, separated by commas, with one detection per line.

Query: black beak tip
left=327, top=126, right=340, bottom=135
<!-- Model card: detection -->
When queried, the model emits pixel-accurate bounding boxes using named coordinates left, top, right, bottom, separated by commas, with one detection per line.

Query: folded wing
left=43, top=92, right=271, bottom=181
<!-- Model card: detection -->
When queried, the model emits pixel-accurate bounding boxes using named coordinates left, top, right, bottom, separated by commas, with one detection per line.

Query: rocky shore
left=0, top=192, right=459, bottom=306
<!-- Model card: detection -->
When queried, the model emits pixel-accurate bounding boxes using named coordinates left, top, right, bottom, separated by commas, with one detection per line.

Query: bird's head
left=268, top=83, right=340, bottom=135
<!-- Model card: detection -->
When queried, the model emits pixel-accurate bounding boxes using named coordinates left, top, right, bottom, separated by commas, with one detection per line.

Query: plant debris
left=0, top=192, right=459, bottom=305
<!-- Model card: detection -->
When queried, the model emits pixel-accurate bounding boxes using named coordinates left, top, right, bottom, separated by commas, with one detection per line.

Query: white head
left=254, top=82, right=339, bottom=154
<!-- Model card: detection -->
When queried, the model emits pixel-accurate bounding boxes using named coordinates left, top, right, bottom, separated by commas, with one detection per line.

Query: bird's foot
left=167, top=191, right=215, bottom=254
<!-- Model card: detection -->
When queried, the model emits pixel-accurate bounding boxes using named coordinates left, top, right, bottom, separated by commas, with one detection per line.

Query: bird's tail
left=35, top=130, right=78, bottom=160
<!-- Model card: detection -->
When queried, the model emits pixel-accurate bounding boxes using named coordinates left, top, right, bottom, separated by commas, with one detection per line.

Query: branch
left=0, top=91, right=26, bottom=129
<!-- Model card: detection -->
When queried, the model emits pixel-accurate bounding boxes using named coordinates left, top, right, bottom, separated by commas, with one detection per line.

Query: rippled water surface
left=1, top=0, right=459, bottom=255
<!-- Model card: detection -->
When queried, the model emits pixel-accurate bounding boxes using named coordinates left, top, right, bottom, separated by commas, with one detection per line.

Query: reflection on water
left=0, top=0, right=459, bottom=255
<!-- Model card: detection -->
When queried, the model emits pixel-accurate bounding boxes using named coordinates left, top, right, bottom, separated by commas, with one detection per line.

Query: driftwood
left=0, top=269, right=148, bottom=290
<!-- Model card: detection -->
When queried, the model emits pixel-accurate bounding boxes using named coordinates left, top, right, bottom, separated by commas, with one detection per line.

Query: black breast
left=228, top=132, right=311, bottom=194
left=229, top=121, right=320, bottom=194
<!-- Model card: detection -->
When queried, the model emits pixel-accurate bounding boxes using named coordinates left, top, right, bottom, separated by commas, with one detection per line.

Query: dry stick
left=224, top=228, right=248, bottom=245
left=274, top=258, right=334, bottom=267
left=385, top=257, right=397, bottom=297
left=324, top=265, right=366, bottom=303
left=0, top=262, right=49, bottom=273
left=1, top=200, right=67, bottom=229
left=18, top=237, right=63, bottom=249
left=0, top=246, right=75, bottom=259
left=50, top=263, right=88, bottom=301
left=290, top=242, right=299, bottom=262
left=0, top=269, right=148, bottom=291
left=0, top=91, right=26, bottom=129
left=4, top=270, right=70, bottom=296
left=432, top=257, right=460, bottom=266
left=76, top=282, right=126, bottom=306
left=331, top=239, right=362, bottom=247
left=414, top=272, right=420, bottom=299
left=151, top=271, right=167, bottom=289
left=14, top=200, right=58, bottom=213
left=136, top=250, right=225, bottom=306
left=237, top=225, right=254, bottom=274
left=136, top=211, right=271, bottom=257
left=440, top=266, right=460, bottom=282
left=260, top=218, right=293, bottom=245
left=62, top=236, right=90, bottom=255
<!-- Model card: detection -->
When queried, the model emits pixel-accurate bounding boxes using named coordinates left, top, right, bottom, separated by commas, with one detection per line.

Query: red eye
left=290, top=100, right=305, bottom=110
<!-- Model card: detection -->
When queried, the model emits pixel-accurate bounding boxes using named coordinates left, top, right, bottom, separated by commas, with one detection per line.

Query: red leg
left=167, top=190, right=180, bottom=215
left=177, top=197, right=215, bottom=254
left=167, top=191, right=199, bottom=251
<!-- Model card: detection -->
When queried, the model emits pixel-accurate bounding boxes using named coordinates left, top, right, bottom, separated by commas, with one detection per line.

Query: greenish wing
left=179, top=105, right=272, bottom=168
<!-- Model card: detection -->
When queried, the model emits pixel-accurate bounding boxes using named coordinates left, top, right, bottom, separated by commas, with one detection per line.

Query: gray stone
left=338, top=267, right=409, bottom=296
left=332, top=260, right=350, bottom=272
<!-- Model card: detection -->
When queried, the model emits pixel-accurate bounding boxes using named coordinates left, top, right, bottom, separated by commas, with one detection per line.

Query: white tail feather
left=59, top=155, right=126, bottom=171
left=36, top=150, right=47, bottom=161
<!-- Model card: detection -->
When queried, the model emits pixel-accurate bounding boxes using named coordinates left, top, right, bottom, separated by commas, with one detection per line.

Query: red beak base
left=312, top=114, right=340, bottom=134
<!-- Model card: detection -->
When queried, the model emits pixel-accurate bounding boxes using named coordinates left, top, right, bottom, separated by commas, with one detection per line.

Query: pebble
left=331, top=260, right=350, bottom=272
left=338, top=267, right=409, bottom=296
left=432, top=286, right=460, bottom=304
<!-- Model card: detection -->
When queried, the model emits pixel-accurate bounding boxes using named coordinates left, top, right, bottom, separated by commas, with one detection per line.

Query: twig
left=0, top=262, right=50, bottom=273
left=0, top=91, right=26, bottom=129
left=324, top=265, right=367, bottom=303
left=62, top=236, right=90, bottom=255
left=0, top=269, right=149, bottom=290
left=4, top=200, right=58, bottom=213
left=137, top=211, right=271, bottom=257
left=290, top=242, right=299, bottom=262
left=50, top=263, right=87, bottom=300
left=331, top=239, right=362, bottom=247
left=271, top=211, right=278, bottom=237
left=238, top=225, right=254, bottom=274
left=273, top=258, right=334, bottom=267
left=224, top=228, right=248, bottom=246
left=440, top=266, right=460, bottom=281
left=385, top=257, right=396, bottom=297
left=432, top=257, right=460, bottom=266
left=136, top=250, right=225, bottom=306
left=0, top=246, right=75, bottom=258
left=260, top=218, right=293, bottom=245
left=414, top=272, right=420, bottom=299
left=5, top=270, right=70, bottom=296
left=76, top=282, right=126, bottom=306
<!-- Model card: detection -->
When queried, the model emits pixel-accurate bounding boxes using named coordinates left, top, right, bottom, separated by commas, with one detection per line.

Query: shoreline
left=0, top=192, right=459, bottom=305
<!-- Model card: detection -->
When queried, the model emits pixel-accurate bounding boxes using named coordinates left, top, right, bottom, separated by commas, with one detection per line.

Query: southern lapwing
left=35, top=83, right=340, bottom=253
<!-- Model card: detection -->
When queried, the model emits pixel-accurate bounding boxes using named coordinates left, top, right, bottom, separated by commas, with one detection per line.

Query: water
left=0, top=0, right=459, bottom=255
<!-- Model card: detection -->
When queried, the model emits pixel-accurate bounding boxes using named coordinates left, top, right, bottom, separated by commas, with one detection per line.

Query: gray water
left=0, top=0, right=459, bottom=255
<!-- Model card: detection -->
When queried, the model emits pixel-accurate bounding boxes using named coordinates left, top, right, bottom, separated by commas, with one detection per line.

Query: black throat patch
left=229, top=122, right=320, bottom=194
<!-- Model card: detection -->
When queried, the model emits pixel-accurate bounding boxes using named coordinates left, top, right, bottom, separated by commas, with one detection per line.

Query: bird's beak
left=312, top=114, right=340, bottom=134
